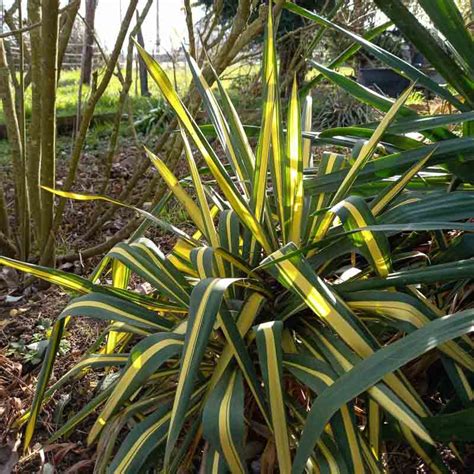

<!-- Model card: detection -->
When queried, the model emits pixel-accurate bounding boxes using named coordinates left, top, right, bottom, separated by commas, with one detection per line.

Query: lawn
left=0, top=67, right=167, bottom=124
left=0, top=60, right=258, bottom=124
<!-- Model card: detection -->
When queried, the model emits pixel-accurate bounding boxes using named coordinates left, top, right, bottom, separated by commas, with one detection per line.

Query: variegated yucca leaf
left=2, top=2, right=473, bottom=472
left=255, top=321, right=292, bottom=472
left=292, top=309, right=474, bottom=472
left=202, top=368, right=246, bottom=472
left=88, top=332, right=184, bottom=443
left=165, top=277, right=245, bottom=468
left=105, top=259, right=132, bottom=353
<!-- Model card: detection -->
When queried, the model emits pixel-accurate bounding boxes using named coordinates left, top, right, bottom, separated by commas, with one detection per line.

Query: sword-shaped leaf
left=105, top=259, right=132, bottom=353
left=299, top=20, right=392, bottom=98
left=107, top=387, right=204, bottom=474
left=292, top=309, right=474, bottom=473
left=338, top=258, right=474, bottom=292
left=307, top=152, right=347, bottom=244
left=203, top=368, right=246, bottom=473
left=255, top=321, right=292, bottom=473
left=41, top=186, right=197, bottom=246
left=330, top=196, right=392, bottom=277
left=0, top=256, right=94, bottom=294
left=373, top=0, right=474, bottom=107
left=89, top=332, right=184, bottom=443
left=60, top=292, right=172, bottom=331
left=134, top=41, right=272, bottom=254
left=262, top=243, right=427, bottom=417
left=184, top=50, right=251, bottom=198
left=109, top=240, right=190, bottom=307
left=287, top=77, right=304, bottom=246
left=145, top=147, right=207, bottom=234
left=370, top=148, right=434, bottom=216
left=165, top=278, right=242, bottom=467
left=284, top=2, right=465, bottom=109
left=180, top=129, right=220, bottom=250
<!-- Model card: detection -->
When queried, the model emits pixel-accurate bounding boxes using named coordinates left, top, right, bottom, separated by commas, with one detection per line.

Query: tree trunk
left=136, top=13, right=149, bottom=97
left=0, top=39, right=25, bottom=255
left=17, top=1, right=30, bottom=259
left=2, top=39, right=21, bottom=120
left=82, top=0, right=98, bottom=86
left=22, top=1, right=81, bottom=90
left=27, top=0, right=42, bottom=239
left=40, top=0, right=59, bottom=266
left=57, top=0, right=81, bottom=80
left=0, top=174, right=11, bottom=240
left=41, top=0, right=140, bottom=262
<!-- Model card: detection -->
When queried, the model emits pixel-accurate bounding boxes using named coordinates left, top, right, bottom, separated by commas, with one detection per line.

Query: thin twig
left=0, top=21, right=41, bottom=39
left=0, top=2, right=77, bottom=39
left=77, top=11, right=115, bottom=79
left=184, top=0, right=196, bottom=58
left=0, top=230, right=18, bottom=257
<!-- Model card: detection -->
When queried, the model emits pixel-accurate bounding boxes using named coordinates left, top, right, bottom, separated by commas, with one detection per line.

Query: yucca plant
left=2, top=4, right=474, bottom=473
left=288, top=0, right=474, bottom=182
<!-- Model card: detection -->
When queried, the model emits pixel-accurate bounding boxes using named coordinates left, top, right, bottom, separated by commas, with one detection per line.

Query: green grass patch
left=0, top=66, right=192, bottom=124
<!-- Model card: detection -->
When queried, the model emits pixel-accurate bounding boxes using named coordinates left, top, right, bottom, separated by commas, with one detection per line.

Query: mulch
left=0, top=134, right=177, bottom=473
left=0, top=287, right=103, bottom=473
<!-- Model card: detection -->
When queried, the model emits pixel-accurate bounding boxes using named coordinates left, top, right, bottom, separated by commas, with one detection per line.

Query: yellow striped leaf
left=145, top=146, right=207, bottom=234
left=180, top=128, right=220, bottom=250
left=287, top=77, right=304, bottom=246
left=330, top=196, right=392, bottom=277
left=165, top=278, right=242, bottom=467
left=370, top=148, right=435, bottom=216
left=255, top=321, right=292, bottom=472
left=41, top=186, right=197, bottom=246
left=107, top=388, right=204, bottom=474
left=105, top=259, right=132, bottom=354
left=89, top=332, right=184, bottom=443
left=134, top=41, right=273, bottom=254
left=314, top=83, right=415, bottom=241
left=262, top=243, right=427, bottom=417
left=203, top=368, right=246, bottom=473
left=184, top=50, right=251, bottom=199
left=110, top=240, right=190, bottom=307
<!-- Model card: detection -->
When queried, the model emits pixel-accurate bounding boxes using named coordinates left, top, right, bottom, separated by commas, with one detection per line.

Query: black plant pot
left=358, top=68, right=411, bottom=97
